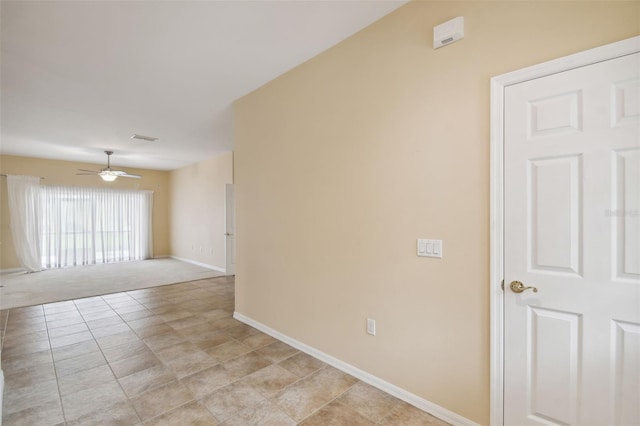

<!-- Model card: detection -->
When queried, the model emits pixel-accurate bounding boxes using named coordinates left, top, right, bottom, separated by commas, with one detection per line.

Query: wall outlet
left=366, top=318, right=376, bottom=336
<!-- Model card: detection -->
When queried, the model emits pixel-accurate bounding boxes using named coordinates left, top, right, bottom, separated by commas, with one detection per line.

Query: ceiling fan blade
left=76, top=173, right=98, bottom=176
left=121, top=173, right=142, bottom=179
left=77, top=169, right=99, bottom=173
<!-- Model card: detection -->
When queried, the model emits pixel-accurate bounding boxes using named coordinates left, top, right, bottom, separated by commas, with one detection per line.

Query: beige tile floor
left=1, top=277, right=448, bottom=425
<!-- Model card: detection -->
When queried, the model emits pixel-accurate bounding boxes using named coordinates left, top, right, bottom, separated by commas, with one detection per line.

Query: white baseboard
left=170, top=256, right=226, bottom=273
left=233, top=312, right=479, bottom=426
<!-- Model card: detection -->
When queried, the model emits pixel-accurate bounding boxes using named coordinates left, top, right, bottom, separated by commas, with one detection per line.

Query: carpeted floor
left=0, top=258, right=225, bottom=310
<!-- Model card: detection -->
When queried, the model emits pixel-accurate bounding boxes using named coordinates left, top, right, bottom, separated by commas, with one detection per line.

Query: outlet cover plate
left=366, top=318, right=376, bottom=336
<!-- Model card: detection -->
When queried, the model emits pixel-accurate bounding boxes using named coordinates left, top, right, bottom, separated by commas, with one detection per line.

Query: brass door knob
left=510, top=280, right=538, bottom=293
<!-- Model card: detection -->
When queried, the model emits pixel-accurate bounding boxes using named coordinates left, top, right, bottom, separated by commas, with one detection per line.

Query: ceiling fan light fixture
left=76, top=151, right=141, bottom=180
left=100, top=173, right=118, bottom=182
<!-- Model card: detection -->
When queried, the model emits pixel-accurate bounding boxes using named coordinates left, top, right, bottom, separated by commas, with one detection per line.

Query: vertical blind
left=40, top=185, right=154, bottom=268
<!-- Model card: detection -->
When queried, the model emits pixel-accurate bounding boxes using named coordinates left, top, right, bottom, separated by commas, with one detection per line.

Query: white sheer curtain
left=40, top=186, right=153, bottom=268
left=6, top=175, right=44, bottom=272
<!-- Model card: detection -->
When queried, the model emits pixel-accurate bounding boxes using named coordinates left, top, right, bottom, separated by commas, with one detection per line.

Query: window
left=40, top=185, right=153, bottom=268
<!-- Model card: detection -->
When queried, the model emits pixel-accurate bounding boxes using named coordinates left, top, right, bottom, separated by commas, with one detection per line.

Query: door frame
left=489, top=36, right=639, bottom=426
left=225, top=183, right=235, bottom=276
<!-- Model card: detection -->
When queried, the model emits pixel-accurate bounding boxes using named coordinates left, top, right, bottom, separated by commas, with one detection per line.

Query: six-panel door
left=504, top=53, right=640, bottom=425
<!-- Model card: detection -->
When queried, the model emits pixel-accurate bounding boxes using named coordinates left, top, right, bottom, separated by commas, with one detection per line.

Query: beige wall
left=0, top=155, right=171, bottom=269
left=169, top=152, right=233, bottom=270
left=234, top=2, right=639, bottom=424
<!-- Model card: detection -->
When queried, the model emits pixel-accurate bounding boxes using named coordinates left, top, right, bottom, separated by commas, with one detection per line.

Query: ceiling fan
left=77, top=151, right=141, bottom=182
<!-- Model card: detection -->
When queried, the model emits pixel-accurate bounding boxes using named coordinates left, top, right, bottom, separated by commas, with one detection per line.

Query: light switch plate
left=417, top=239, right=443, bottom=258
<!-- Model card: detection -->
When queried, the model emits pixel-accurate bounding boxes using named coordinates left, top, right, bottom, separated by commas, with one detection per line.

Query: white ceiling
left=1, top=0, right=406, bottom=171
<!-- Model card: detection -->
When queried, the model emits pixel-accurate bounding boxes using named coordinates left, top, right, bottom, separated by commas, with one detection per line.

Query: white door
left=225, top=183, right=236, bottom=276
left=504, top=53, right=640, bottom=425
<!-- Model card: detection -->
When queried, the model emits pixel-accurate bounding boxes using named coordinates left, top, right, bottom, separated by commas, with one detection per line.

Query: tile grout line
left=128, top=287, right=243, bottom=422
left=2, top=280, right=235, bottom=424
left=0, top=309, right=9, bottom=353
left=222, top=335, right=366, bottom=424
left=125, top=315, right=297, bottom=423
left=282, top=363, right=353, bottom=425
left=43, top=303, right=71, bottom=425
left=92, top=288, right=237, bottom=422
left=8, top=279, right=369, bottom=425
left=76, top=293, right=146, bottom=424
left=193, top=340, right=304, bottom=423
left=133, top=295, right=214, bottom=422
left=375, top=402, right=404, bottom=426
left=50, top=293, right=148, bottom=423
